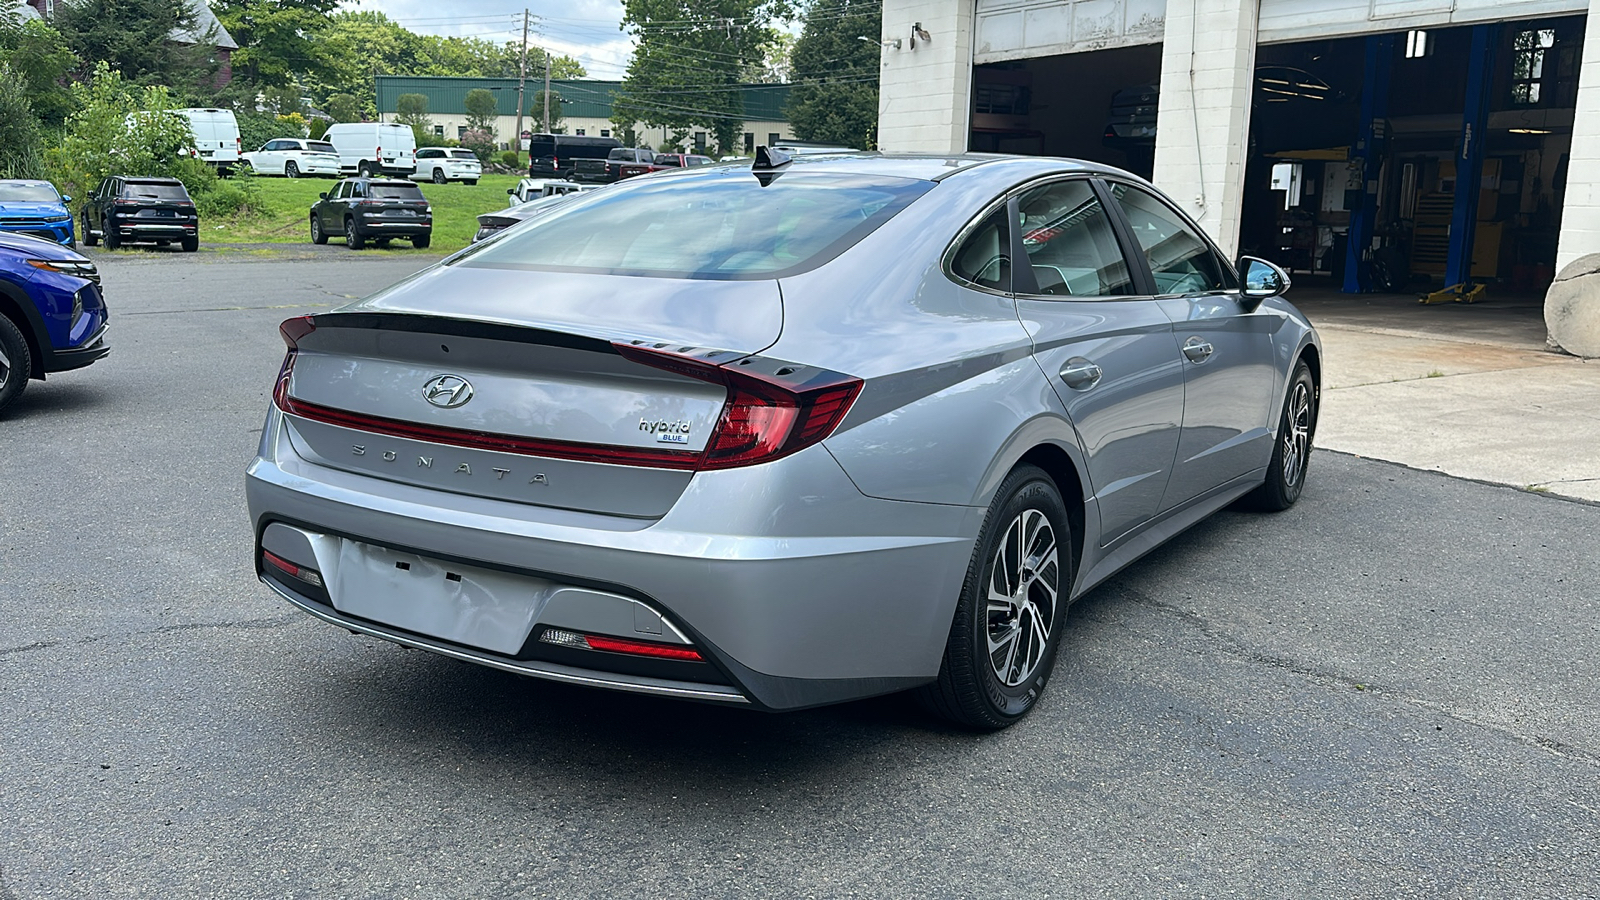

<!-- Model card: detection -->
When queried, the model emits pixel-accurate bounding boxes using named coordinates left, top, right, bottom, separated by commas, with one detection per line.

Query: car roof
left=699, top=152, right=1128, bottom=184
left=0, top=180, right=56, bottom=186
left=348, top=178, right=420, bottom=186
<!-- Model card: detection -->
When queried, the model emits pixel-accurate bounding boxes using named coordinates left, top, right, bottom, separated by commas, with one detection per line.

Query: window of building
left=457, top=125, right=468, bottom=138
left=744, top=132, right=755, bottom=154
left=1512, top=28, right=1557, bottom=105
left=576, top=128, right=586, bottom=136
left=1404, top=30, right=1431, bottom=59
left=601, top=129, right=611, bottom=138
left=768, top=133, right=780, bottom=147
left=433, top=125, right=444, bottom=136
left=693, top=132, right=707, bottom=153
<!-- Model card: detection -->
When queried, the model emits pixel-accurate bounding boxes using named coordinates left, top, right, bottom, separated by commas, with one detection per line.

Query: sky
left=341, top=0, right=637, bottom=79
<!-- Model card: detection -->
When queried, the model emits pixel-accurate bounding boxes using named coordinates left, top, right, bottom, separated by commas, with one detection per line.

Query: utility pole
left=513, top=8, right=530, bottom=161
left=543, top=34, right=552, bottom=134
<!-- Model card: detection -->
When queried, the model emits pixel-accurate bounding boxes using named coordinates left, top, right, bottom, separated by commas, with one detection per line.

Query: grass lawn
left=208, top=172, right=522, bottom=254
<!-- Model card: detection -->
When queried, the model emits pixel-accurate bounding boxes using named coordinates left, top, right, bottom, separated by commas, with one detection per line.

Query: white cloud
left=339, top=0, right=635, bottom=78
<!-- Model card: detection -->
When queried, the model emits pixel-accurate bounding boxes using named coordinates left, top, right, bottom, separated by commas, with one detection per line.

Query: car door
left=1011, top=177, right=1187, bottom=544
left=1104, top=180, right=1280, bottom=511
left=321, top=181, right=349, bottom=233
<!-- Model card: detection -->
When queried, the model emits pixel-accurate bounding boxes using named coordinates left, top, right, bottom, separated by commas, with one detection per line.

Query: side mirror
left=61, top=195, right=72, bottom=203
left=507, top=188, right=515, bottom=194
left=318, top=192, right=328, bottom=199
left=1238, top=256, right=1291, bottom=306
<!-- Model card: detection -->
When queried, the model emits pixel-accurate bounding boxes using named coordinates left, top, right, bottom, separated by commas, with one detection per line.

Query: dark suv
left=81, top=176, right=199, bottom=251
left=527, top=133, right=621, bottom=181
left=310, top=178, right=432, bottom=249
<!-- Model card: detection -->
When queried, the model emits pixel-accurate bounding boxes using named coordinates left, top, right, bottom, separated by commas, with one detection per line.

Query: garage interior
left=969, top=16, right=1583, bottom=314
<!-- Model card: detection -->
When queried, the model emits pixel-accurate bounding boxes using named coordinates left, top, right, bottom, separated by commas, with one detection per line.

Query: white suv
left=241, top=139, right=342, bottom=178
left=414, top=148, right=483, bottom=185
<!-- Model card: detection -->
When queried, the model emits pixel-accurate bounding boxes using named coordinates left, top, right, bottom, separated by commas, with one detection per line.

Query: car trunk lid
left=274, top=269, right=784, bottom=518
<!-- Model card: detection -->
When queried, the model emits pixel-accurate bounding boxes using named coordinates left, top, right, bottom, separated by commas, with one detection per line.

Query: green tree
left=46, top=63, right=213, bottom=200
left=786, top=0, right=880, bottom=149
left=51, top=0, right=217, bottom=89
left=531, top=89, right=563, bottom=134
left=0, top=18, right=77, bottom=125
left=612, top=0, right=790, bottom=154
left=0, top=62, right=44, bottom=179
left=464, top=88, right=498, bottom=138
left=212, top=0, right=338, bottom=87
left=323, top=92, right=362, bottom=123
left=395, top=92, right=432, bottom=136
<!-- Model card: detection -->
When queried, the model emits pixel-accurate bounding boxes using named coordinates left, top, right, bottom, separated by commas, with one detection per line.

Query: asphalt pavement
left=1, top=252, right=1597, bottom=898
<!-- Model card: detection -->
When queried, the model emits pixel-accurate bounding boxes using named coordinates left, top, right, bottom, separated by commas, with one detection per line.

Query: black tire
left=345, top=218, right=365, bottom=250
left=0, top=314, right=31, bottom=415
left=103, top=226, right=120, bottom=251
left=431, top=168, right=446, bottom=184
left=83, top=215, right=97, bottom=247
left=919, top=464, right=1071, bottom=730
left=310, top=215, right=326, bottom=245
left=1239, top=360, right=1318, bottom=512
left=411, top=233, right=430, bottom=249
left=284, top=160, right=299, bottom=179
left=357, top=161, right=374, bottom=178
left=181, top=235, right=199, bottom=253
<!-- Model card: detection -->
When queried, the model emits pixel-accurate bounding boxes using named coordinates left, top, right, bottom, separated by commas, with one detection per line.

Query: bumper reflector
left=262, top=550, right=324, bottom=588
left=539, top=628, right=703, bottom=661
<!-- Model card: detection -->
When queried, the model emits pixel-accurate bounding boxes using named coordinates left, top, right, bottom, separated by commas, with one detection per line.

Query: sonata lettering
left=418, top=457, right=433, bottom=468
left=350, top=445, right=548, bottom=486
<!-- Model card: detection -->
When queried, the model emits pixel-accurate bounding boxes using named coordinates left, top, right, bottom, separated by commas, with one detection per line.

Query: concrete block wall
left=1556, top=0, right=1600, bottom=274
left=877, top=0, right=976, bottom=152
left=1150, top=0, right=1259, bottom=260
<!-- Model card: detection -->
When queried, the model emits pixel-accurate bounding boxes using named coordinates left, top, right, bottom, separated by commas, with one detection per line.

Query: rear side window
left=370, top=184, right=422, bottom=200
left=1108, top=183, right=1235, bottom=294
left=121, top=182, right=189, bottom=200
left=308, top=142, right=336, bottom=154
left=949, top=206, right=1011, bottom=292
left=459, top=171, right=932, bottom=280
left=449, top=150, right=477, bottom=159
left=655, top=156, right=681, bottom=167
left=1015, top=180, right=1133, bottom=297
left=529, top=139, right=556, bottom=159
left=607, top=148, right=630, bottom=161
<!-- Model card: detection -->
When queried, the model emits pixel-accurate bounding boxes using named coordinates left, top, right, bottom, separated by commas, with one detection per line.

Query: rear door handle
left=1059, top=357, right=1103, bottom=391
left=1182, top=337, right=1214, bottom=363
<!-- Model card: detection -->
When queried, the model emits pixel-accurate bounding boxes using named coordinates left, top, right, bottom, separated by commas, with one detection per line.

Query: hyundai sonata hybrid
left=246, top=151, right=1320, bottom=729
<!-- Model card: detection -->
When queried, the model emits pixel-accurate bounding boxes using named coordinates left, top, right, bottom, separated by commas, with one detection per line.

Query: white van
left=323, top=123, right=418, bottom=177
left=173, top=108, right=242, bottom=167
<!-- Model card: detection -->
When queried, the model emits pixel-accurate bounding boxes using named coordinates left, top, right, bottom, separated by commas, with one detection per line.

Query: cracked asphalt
left=2, top=253, right=1598, bottom=898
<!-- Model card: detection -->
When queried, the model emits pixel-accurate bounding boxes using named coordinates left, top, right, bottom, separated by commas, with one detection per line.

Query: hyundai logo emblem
left=422, top=374, right=474, bottom=409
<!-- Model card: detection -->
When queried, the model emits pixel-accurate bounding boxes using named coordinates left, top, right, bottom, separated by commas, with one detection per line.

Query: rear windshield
left=606, top=149, right=633, bottom=161
left=121, top=182, right=189, bottom=200
left=307, top=141, right=336, bottom=154
left=448, top=150, right=478, bottom=160
left=371, top=184, right=424, bottom=200
left=457, top=170, right=932, bottom=280
left=0, top=183, right=60, bottom=202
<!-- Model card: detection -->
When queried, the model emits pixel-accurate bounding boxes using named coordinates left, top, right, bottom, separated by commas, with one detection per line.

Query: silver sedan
left=246, top=152, right=1320, bottom=729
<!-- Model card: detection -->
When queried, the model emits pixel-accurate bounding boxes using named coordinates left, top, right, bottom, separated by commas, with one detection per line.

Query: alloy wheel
left=285, top=161, right=299, bottom=178
left=1282, top=381, right=1312, bottom=488
left=986, top=508, right=1060, bottom=687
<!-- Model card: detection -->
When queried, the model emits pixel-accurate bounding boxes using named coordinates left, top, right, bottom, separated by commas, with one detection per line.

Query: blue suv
left=0, top=180, right=76, bottom=247
left=0, top=232, right=109, bottom=414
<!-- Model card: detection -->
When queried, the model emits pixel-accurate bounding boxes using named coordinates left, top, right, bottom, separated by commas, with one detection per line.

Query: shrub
left=459, top=128, right=495, bottom=163
left=307, top=117, right=329, bottom=140
left=194, top=175, right=260, bottom=218
left=0, top=62, right=44, bottom=179
left=499, top=150, right=520, bottom=169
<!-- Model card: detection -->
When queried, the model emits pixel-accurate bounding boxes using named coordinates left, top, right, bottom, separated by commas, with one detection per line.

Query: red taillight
left=262, top=549, right=323, bottom=587
left=613, top=343, right=862, bottom=470
left=540, top=628, right=703, bottom=661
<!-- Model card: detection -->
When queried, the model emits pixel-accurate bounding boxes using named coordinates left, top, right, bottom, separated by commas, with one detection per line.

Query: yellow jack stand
left=1420, top=283, right=1488, bottom=305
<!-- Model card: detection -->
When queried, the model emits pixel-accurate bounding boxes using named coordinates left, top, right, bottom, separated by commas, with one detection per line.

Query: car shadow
left=0, top=381, right=107, bottom=421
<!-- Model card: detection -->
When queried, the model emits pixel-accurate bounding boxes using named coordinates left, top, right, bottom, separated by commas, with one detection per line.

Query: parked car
left=80, top=176, right=198, bottom=252
left=527, top=133, right=620, bottom=181
left=310, top=177, right=431, bottom=250
left=0, top=180, right=76, bottom=247
left=249, top=152, right=1320, bottom=729
left=506, top=178, right=561, bottom=206
left=241, top=138, right=342, bottom=178
left=173, top=108, right=242, bottom=169
left=598, top=147, right=668, bottom=183
left=474, top=193, right=575, bottom=242
left=414, top=148, right=482, bottom=185
left=323, top=122, right=418, bottom=178
left=0, top=232, right=109, bottom=414
left=653, top=153, right=714, bottom=169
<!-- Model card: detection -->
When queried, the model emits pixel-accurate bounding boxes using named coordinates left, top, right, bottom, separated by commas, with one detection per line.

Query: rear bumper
left=245, top=408, right=980, bottom=710
left=112, top=221, right=196, bottom=238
